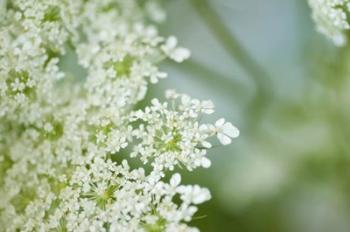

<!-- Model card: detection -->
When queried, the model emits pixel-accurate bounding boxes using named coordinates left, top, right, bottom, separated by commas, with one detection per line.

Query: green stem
left=165, top=59, right=247, bottom=99
left=0, top=0, right=7, bottom=21
left=190, top=0, right=273, bottom=132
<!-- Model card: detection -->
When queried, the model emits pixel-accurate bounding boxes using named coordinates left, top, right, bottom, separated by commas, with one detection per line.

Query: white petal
left=165, top=89, right=177, bottom=99
left=217, top=133, right=232, bottom=145
left=181, top=94, right=191, bottom=105
left=172, top=47, right=190, bottom=62
left=201, top=141, right=212, bottom=148
left=151, top=98, right=160, bottom=107
left=202, top=100, right=214, bottom=114
left=157, top=72, right=167, bottom=78
left=201, top=157, right=211, bottom=168
left=199, top=124, right=208, bottom=131
left=223, top=122, right=240, bottom=138
left=167, top=36, right=178, bottom=49
left=170, top=173, right=181, bottom=187
left=192, top=187, right=211, bottom=204
left=150, top=76, right=158, bottom=84
left=215, top=118, right=225, bottom=127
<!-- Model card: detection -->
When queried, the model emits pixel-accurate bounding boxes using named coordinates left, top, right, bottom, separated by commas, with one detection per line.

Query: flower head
left=0, top=0, right=238, bottom=231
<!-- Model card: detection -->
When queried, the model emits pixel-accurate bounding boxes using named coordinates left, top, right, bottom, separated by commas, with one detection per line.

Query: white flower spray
left=0, top=0, right=239, bottom=231
left=308, top=0, right=350, bottom=46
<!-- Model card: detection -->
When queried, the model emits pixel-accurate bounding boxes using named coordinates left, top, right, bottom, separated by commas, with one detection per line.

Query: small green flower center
left=83, top=184, right=118, bottom=209
left=10, top=187, right=36, bottom=213
left=43, top=6, right=61, bottom=22
left=6, top=69, right=35, bottom=99
left=105, top=55, right=134, bottom=77
left=143, top=217, right=167, bottom=232
left=155, top=127, right=182, bottom=152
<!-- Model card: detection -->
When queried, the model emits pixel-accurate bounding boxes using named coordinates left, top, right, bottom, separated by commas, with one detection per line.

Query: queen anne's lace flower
left=0, top=0, right=238, bottom=231
left=308, top=0, right=350, bottom=46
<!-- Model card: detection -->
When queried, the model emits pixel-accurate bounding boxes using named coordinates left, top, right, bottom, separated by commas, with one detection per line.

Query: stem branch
left=190, top=0, right=273, bottom=132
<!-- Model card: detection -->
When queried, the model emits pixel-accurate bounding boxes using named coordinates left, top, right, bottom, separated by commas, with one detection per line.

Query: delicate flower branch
left=0, top=0, right=238, bottom=231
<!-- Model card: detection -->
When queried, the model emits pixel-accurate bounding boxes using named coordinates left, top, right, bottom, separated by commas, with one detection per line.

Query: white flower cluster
left=308, top=0, right=350, bottom=46
left=0, top=0, right=239, bottom=231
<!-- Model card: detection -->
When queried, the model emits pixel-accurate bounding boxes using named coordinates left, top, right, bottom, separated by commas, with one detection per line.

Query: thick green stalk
left=190, top=0, right=273, bottom=132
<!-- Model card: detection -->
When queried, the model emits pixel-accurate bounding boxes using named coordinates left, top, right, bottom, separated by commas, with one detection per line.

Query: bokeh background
left=150, top=0, right=350, bottom=231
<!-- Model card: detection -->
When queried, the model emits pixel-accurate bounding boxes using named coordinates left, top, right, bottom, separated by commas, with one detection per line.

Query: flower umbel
left=0, top=0, right=238, bottom=231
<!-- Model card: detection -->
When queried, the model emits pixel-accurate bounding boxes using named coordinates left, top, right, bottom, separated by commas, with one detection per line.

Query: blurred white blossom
left=308, top=0, right=350, bottom=46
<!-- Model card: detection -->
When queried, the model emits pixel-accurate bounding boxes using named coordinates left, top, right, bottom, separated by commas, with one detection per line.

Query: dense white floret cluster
left=308, top=0, right=350, bottom=46
left=0, top=0, right=239, bottom=231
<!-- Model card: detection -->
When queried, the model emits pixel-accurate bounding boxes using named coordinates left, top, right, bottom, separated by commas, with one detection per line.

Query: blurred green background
left=153, top=0, right=350, bottom=231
